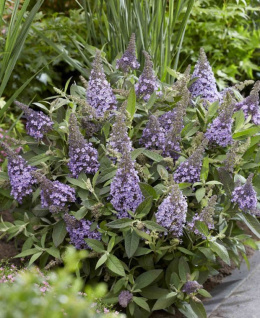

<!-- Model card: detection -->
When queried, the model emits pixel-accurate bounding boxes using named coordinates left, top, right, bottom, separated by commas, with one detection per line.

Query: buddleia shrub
left=1, top=37, right=260, bottom=317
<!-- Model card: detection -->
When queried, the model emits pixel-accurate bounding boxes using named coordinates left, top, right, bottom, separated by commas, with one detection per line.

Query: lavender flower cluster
left=64, top=214, right=101, bottom=250
left=116, top=33, right=140, bottom=72
left=107, top=106, right=133, bottom=158
left=87, top=50, right=117, bottom=117
left=155, top=184, right=187, bottom=237
left=110, top=149, right=143, bottom=218
left=189, top=48, right=220, bottom=106
left=1, top=142, right=36, bottom=203
left=235, top=81, right=260, bottom=125
left=182, top=281, right=203, bottom=294
left=68, top=113, right=99, bottom=178
left=231, top=174, right=258, bottom=214
left=139, top=114, right=165, bottom=150
left=135, top=51, right=161, bottom=101
left=188, top=195, right=217, bottom=237
left=32, top=172, right=76, bottom=213
left=205, top=93, right=234, bottom=147
left=15, top=101, right=53, bottom=140
left=118, top=290, right=133, bottom=308
left=174, top=144, right=205, bottom=184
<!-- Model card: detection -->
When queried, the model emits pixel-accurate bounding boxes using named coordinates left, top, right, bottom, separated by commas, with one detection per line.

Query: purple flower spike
left=174, top=144, right=205, bottom=184
left=107, top=105, right=133, bottom=159
left=1, top=142, right=36, bottom=203
left=15, top=101, right=53, bottom=140
left=232, top=174, right=258, bottom=214
left=87, top=50, right=117, bottom=117
left=118, top=290, right=133, bottom=308
left=110, top=148, right=143, bottom=218
left=68, top=113, right=99, bottom=178
left=235, top=81, right=260, bottom=125
left=64, top=214, right=101, bottom=250
left=140, top=114, right=165, bottom=150
left=188, top=195, right=217, bottom=238
left=32, top=172, right=76, bottom=213
left=205, top=93, right=234, bottom=147
left=182, top=281, right=202, bottom=294
left=116, top=33, right=140, bottom=72
left=155, top=184, right=187, bottom=237
left=189, top=48, right=220, bottom=107
left=135, top=51, right=161, bottom=101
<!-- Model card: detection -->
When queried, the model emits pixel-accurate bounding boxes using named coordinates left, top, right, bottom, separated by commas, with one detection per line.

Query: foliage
left=0, top=0, right=44, bottom=116
left=0, top=248, right=124, bottom=318
left=1, top=44, right=260, bottom=317
left=181, top=0, right=260, bottom=88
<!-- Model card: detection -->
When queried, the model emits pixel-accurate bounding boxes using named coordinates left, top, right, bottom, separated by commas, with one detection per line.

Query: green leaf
left=131, top=148, right=146, bottom=160
left=107, top=218, right=133, bottom=229
left=218, top=167, right=234, bottom=196
left=177, top=247, right=195, bottom=256
left=198, top=289, right=212, bottom=298
left=195, top=221, right=209, bottom=237
left=139, top=183, right=158, bottom=199
left=46, top=247, right=60, bottom=259
left=142, top=150, right=164, bottom=162
left=143, top=221, right=166, bottom=232
left=234, top=109, right=245, bottom=132
left=52, top=220, right=67, bottom=247
left=146, top=92, right=157, bottom=110
left=233, top=126, right=260, bottom=139
left=135, top=269, right=163, bottom=289
left=152, top=292, right=177, bottom=311
left=195, top=188, right=205, bottom=203
left=106, top=255, right=125, bottom=276
left=237, top=213, right=260, bottom=239
left=178, top=257, right=190, bottom=282
left=29, top=252, right=42, bottom=266
left=66, top=177, right=86, bottom=189
left=157, top=165, right=169, bottom=180
left=135, top=197, right=153, bottom=218
left=209, top=241, right=230, bottom=265
left=127, top=87, right=136, bottom=120
left=125, top=230, right=140, bottom=258
left=95, top=254, right=108, bottom=269
left=133, top=297, right=150, bottom=312
left=141, top=286, right=169, bottom=300
left=200, top=157, right=209, bottom=182
left=15, top=248, right=40, bottom=258
left=85, top=239, right=105, bottom=253
left=190, top=299, right=207, bottom=318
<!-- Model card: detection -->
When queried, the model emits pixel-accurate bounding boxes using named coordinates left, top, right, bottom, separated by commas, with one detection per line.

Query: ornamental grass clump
left=1, top=41, right=260, bottom=318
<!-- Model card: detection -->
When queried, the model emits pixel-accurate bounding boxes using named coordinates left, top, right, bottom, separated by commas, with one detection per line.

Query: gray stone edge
left=204, top=250, right=260, bottom=317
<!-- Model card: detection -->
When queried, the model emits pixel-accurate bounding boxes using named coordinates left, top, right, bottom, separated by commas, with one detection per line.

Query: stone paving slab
left=204, top=251, right=260, bottom=318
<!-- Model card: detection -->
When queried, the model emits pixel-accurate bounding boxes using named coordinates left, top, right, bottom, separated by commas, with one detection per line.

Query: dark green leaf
left=106, top=255, right=125, bottom=276
left=152, top=292, right=177, bottom=311
left=107, top=218, right=133, bottom=229
left=135, top=269, right=163, bottom=289
left=52, top=220, right=67, bottom=247
left=125, top=230, right=140, bottom=258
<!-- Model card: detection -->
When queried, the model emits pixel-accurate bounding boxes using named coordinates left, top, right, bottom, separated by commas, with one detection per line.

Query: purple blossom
left=231, top=174, right=258, bottom=214
left=15, top=101, right=53, bottom=139
left=140, top=114, right=165, bottom=150
left=64, top=214, right=101, bottom=250
left=162, top=84, right=189, bottom=160
left=116, top=33, right=140, bottom=72
left=158, top=110, right=177, bottom=134
left=107, top=106, right=133, bottom=158
left=68, top=113, right=99, bottom=178
left=1, top=142, right=36, bottom=203
left=86, top=50, right=117, bottom=117
left=188, top=195, right=217, bottom=237
left=205, top=93, right=234, bottom=147
left=235, top=81, right=260, bottom=125
left=118, top=290, right=133, bottom=308
left=174, top=144, right=205, bottom=184
left=189, top=48, right=220, bottom=106
left=182, top=281, right=202, bottom=294
left=32, top=172, right=76, bottom=213
left=110, top=149, right=143, bottom=218
left=135, top=51, right=161, bottom=101
left=155, top=184, right=187, bottom=237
